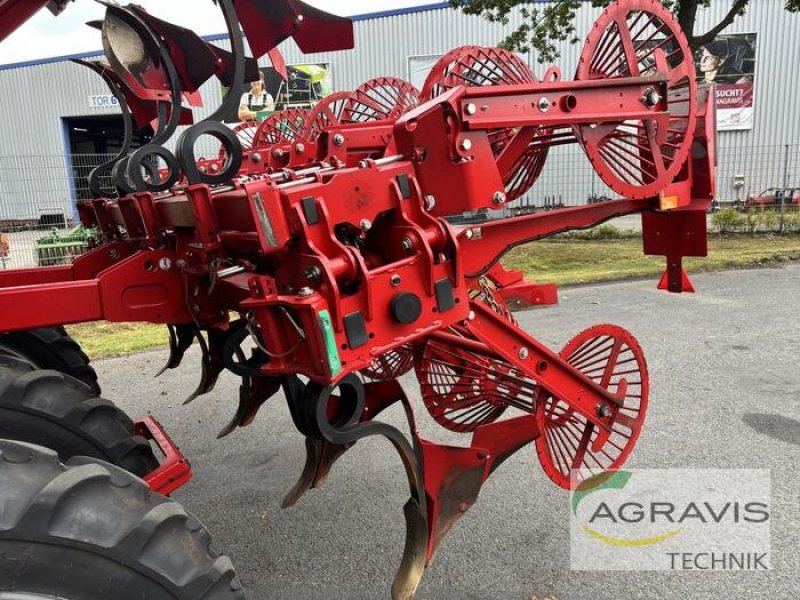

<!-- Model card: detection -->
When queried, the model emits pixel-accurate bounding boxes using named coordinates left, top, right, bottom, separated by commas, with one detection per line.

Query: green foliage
left=783, top=210, right=800, bottom=233
left=712, top=208, right=746, bottom=234
left=448, top=0, right=609, bottom=60
left=760, top=209, right=779, bottom=233
left=711, top=208, right=800, bottom=234
left=449, top=0, right=799, bottom=62
left=558, top=223, right=627, bottom=240
left=744, top=208, right=760, bottom=234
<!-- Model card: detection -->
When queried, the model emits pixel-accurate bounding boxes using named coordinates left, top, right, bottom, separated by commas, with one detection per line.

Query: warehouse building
left=0, top=0, right=797, bottom=227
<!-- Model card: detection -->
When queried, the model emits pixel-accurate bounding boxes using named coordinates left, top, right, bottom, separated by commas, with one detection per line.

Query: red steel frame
left=0, top=1, right=716, bottom=597
left=0, top=80, right=713, bottom=339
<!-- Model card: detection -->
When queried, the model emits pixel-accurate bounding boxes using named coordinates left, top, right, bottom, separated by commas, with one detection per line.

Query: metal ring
left=176, top=121, right=243, bottom=185
left=111, top=156, right=135, bottom=195
left=127, top=144, right=180, bottom=193
left=221, top=320, right=269, bottom=378
left=299, top=375, right=366, bottom=441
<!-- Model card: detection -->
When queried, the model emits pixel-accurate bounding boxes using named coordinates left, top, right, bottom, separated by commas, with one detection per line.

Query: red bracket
left=496, top=280, right=559, bottom=308
left=642, top=209, right=706, bottom=294
left=135, top=415, right=193, bottom=495
left=657, top=260, right=696, bottom=293
left=486, top=264, right=559, bottom=308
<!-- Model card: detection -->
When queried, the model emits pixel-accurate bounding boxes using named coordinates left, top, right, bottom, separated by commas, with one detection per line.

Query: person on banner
left=238, top=72, right=275, bottom=121
left=697, top=38, right=755, bottom=84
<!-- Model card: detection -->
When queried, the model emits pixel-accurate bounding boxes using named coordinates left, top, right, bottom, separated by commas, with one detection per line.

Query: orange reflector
left=659, top=195, right=679, bottom=210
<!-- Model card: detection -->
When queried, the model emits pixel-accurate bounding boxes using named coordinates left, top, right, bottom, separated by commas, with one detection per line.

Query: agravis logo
left=569, top=469, right=771, bottom=571
left=572, top=471, right=682, bottom=547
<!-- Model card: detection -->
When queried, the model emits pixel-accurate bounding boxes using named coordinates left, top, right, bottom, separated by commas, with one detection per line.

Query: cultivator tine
left=282, top=379, right=406, bottom=507
left=156, top=324, right=197, bottom=377
left=418, top=415, right=539, bottom=562
left=282, top=375, right=431, bottom=599
left=281, top=437, right=350, bottom=508
left=285, top=375, right=544, bottom=599
left=217, top=375, right=282, bottom=439
left=184, top=328, right=225, bottom=405
left=127, top=5, right=260, bottom=91
left=392, top=498, right=428, bottom=600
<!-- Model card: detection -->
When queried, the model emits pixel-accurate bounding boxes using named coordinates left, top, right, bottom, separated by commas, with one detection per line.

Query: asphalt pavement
left=97, top=264, right=800, bottom=600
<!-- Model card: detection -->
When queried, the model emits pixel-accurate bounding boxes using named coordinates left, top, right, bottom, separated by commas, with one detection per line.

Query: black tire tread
left=0, top=326, right=100, bottom=395
left=0, top=356, right=158, bottom=476
left=0, top=439, right=243, bottom=599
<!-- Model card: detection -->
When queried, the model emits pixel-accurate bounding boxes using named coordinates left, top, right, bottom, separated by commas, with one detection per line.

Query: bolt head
left=424, top=194, right=436, bottom=211
left=158, top=257, right=172, bottom=271
left=333, top=134, right=345, bottom=146
left=464, top=229, right=474, bottom=240
left=598, top=404, right=613, bottom=418
left=401, top=237, right=414, bottom=253
left=295, top=143, right=305, bottom=154
left=493, top=191, right=507, bottom=204
left=538, top=97, right=551, bottom=112
left=465, top=102, right=477, bottom=115
left=304, top=266, right=322, bottom=282
left=459, top=138, right=473, bottom=151
left=390, top=274, right=402, bottom=287
left=359, top=218, right=372, bottom=231
left=518, top=347, right=530, bottom=360
left=251, top=152, right=262, bottom=163
left=467, top=311, right=475, bottom=321
left=298, top=286, right=314, bottom=298
left=643, top=88, right=662, bottom=107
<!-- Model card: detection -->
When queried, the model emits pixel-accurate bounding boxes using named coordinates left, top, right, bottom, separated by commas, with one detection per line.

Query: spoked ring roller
left=342, top=77, right=420, bottom=123
left=575, top=0, right=698, bottom=199
left=415, top=327, right=539, bottom=433
left=361, top=343, right=416, bottom=381
left=534, top=324, right=649, bottom=489
left=421, top=45, right=550, bottom=201
left=252, top=107, right=309, bottom=149
left=415, top=285, right=531, bottom=433
left=301, top=91, right=353, bottom=142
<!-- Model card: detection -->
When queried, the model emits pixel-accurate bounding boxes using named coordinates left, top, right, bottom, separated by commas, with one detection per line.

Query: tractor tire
left=0, top=326, right=100, bottom=395
left=0, top=355, right=158, bottom=477
left=0, top=439, right=245, bottom=599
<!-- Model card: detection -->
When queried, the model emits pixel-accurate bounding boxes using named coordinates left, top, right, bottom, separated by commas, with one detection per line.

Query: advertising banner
left=695, top=33, right=757, bottom=131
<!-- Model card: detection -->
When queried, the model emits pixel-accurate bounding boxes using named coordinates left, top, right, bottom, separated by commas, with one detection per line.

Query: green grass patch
left=505, top=232, right=800, bottom=286
left=67, top=321, right=168, bottom=360
left=66, top=233, right=800, bottom=360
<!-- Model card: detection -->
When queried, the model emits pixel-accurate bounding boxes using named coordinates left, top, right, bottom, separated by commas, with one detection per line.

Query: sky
left=0, top=1, right=441, bottom=66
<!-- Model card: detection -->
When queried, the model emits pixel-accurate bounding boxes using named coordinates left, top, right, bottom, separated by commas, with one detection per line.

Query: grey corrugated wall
left=0, top=0, right=798, bottom=217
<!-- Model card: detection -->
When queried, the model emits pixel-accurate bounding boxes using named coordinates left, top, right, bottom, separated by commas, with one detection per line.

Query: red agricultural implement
left=0, top=0, right=715, bottom=598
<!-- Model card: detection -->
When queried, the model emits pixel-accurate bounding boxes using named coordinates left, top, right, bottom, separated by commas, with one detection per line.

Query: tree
left=448, top=0, right=800, bottom=62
